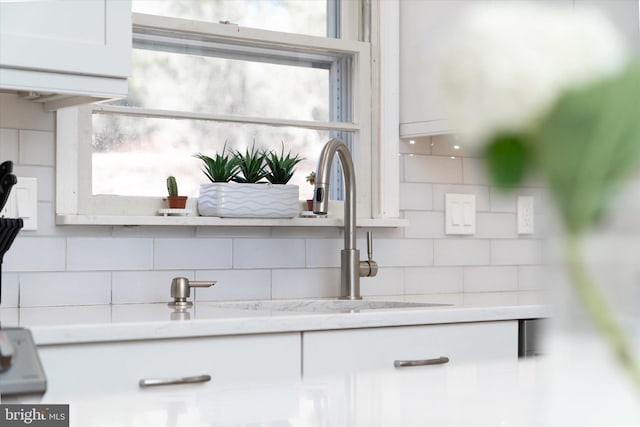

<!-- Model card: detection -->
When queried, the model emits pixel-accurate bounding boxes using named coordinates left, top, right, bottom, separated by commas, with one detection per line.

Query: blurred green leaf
left=534, top=63, right=640, bottom=234
left=484, top=134, right=531, bottom=188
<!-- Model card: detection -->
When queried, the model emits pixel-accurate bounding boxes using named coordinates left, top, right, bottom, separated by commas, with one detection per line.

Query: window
left=131, top=0, right=329, bottom=37
left=56, top=1, right=401, bottom=224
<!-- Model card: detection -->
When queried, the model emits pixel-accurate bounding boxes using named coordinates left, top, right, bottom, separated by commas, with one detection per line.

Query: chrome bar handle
left=393, top=356, right=449, bottom=368
left=139, top=374, right=211, bottom=388
left=366, top=231, right=373, bottom=261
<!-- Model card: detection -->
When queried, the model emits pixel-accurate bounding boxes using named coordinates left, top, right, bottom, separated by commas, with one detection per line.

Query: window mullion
left=133, top=33, right=336, bottom=69
left=92, top=105, right=359, bottom=133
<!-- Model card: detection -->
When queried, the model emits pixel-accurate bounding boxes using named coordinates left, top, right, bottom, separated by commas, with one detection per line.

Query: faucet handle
left=359, top=231, right=378, bottom=278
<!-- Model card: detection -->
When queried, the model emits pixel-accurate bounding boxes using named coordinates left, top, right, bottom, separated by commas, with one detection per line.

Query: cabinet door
left=0, top=0, right=131, bottom=78
left=303, top=321, right=517, bottom=377
left=38, top=333, right=301, bottom=399
left=399, top=0, right=472, bottom=137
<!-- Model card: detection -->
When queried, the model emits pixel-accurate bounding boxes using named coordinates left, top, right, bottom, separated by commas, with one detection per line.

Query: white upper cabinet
left=0, top=0, right=131, bottom=108
left=399, top=0, right=472, bottom=138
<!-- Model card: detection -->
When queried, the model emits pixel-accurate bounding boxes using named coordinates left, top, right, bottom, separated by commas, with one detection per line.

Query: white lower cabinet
left=36, top=321, right=518, bottom=398
left=38, top=333, right=301, bottom=399
left=302, top=321, right=518, bottom=377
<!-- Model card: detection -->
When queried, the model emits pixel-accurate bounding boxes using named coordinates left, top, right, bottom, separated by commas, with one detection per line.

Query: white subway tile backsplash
left=4, top=237, right=66, bottom=272
left=400, top=183, right=433, bottom=211
left=463, top=266, right=518, bottom=292
left=196, top=226, right=271, bottom=238
left=405, top=267, right=463, bottom=294
left=19, top=130, right=54, bottom=165
left=67, top=238, right=153, bottom=271
left=234, top=238, right=306, bottom=269
left=154, top=238, right=232, bottom=269
left=433, top=185, right=490, bottom=211
left=272, top=268, right=340, bottom=299
left=476, top=213, right=518, bottom=239
left=462, top=158, right=491, bottom=185
left=112, top=270, right=193, bottom=304
left=273, top=227, right=341, bottom=239
left=114, top=226, right=195, bottom=238
left=366, top=227, right=405, bottom=239
left=0, top=273, right=19, bottom=307
left=404, top=211, right=445, bottom=239
left=518, top=266, right=546, bottom=291
left=360, top=267, right=405, bottom=296
left=434, top=239, right=490, bottom=266
left=194, top=269, right=271, bottom=301
left=404, top=155, right=463, bottom=183
left=0, top=129, right=19, bottom=162
left=489, top=188, right=517, bottom=212
left=305, top=239, right=342, bottom=268
left=491, top=240, right=542, bottom=265
left=375, top=239, right=433, bottom=267
left=20, top=272, right=111, bottom=306
left=0, top=94, right=54, bottom=131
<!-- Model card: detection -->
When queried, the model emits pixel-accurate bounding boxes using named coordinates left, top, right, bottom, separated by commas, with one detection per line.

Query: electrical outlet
left=517, top=196, right=534, bottom=235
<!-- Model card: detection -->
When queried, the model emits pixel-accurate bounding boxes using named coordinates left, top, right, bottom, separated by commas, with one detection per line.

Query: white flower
left=437, top=1, right=630, bottom=145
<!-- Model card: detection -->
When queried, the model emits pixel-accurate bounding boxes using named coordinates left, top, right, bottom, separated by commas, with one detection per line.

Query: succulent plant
left=265, top=143, right=304, bottom=185
left=194, top=142, right=239, bottom=183
left=166, top=176, right=179, bottom=197
left=232, top=143, right=268, bottom=183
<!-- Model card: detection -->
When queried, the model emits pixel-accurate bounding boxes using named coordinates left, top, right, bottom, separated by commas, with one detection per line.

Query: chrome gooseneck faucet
left=313, top=138, right=378, bottom=300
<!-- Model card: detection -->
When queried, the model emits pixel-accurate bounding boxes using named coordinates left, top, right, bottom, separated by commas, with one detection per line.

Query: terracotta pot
left=167, top=195, right=188, bottom=209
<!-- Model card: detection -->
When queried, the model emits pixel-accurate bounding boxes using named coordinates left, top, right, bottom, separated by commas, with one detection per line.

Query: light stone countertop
left=0, top=291, right=549, bottom=346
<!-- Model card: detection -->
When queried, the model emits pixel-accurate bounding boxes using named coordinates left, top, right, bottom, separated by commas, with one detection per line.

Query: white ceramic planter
left=198, top=182, right=300, bottom=218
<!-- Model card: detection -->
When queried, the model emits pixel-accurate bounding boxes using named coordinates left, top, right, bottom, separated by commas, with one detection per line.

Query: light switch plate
left=0, top=177, right=38, bottom=231
left=445, top=193, right=476, bottom=235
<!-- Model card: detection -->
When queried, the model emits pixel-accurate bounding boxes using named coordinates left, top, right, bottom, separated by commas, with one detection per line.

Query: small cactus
left=167, top=176, right=178, bottom=197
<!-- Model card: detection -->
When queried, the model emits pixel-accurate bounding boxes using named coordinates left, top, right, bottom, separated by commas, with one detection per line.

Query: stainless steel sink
left=203, top=299, right=449, bottom=313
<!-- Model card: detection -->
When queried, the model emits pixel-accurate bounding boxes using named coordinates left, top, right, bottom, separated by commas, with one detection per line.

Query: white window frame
left=56, top=3, right=402, bottom=227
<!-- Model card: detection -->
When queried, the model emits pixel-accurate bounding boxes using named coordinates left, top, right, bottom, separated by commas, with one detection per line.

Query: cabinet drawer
left=38, top=333, right=301, bottom=399
left=303, top=321, right=517, bottom=377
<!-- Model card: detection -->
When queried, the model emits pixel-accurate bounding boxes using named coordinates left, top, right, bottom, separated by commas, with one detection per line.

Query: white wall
left=0, top=93, right=545, bottom=308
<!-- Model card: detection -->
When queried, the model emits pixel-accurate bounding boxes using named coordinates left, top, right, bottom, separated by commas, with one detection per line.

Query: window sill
left=55, top=214, right=408, bottom=228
